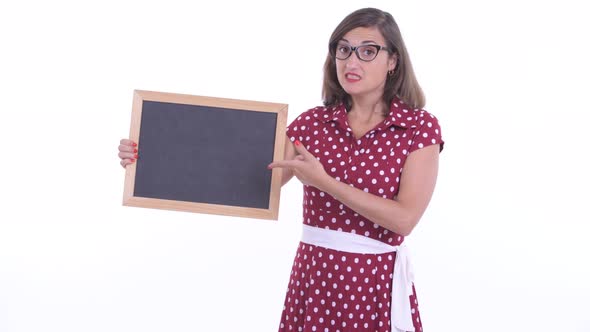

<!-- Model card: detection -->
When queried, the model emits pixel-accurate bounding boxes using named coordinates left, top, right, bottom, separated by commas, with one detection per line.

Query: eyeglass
left=332, top=42, right=392, bottom=62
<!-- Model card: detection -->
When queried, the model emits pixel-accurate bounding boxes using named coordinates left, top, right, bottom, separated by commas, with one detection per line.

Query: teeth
left=346, top=73, right=361, bottom=79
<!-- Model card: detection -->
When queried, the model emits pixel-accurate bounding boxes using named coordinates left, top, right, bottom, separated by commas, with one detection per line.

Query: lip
left=344, top=72, right=361, bottom=83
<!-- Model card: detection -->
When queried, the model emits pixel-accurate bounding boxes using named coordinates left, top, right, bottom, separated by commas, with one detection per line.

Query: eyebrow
left=339, top=38, right=380, bottom=45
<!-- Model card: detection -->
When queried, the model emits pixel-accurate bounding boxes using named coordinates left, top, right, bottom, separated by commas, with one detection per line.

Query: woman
left=119, top=8, right=443, bottom=332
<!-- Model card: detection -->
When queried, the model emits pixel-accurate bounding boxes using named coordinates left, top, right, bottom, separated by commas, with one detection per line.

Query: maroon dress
left=278, top=97, right=444, bottom=332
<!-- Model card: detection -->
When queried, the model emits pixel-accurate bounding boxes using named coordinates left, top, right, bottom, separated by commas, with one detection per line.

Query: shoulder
left=414, top=109, right=441, bottom=130
left=388, top=99, right=441, bottom=130
left=289, top=104, right=345, bottom=129
left=293, top=105, right=338, bottom=123
left=388, top=99, right=444, bottom=151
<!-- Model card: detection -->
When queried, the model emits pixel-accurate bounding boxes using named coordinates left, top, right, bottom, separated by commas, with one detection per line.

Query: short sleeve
left=408, top=111, right=444, bottom=153
left=286, top=108, right=317, bottom=144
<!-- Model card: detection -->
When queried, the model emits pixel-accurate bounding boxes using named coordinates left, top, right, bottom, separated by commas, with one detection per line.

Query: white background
left=1, top=0, right=589, bottom=331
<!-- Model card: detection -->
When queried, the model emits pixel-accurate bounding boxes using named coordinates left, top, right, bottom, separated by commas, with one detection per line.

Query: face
left=335, top=27, right=396, bottom=101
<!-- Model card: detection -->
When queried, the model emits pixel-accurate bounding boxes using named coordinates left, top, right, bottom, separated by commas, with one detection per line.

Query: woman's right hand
left=118, top=138, right=138, bottom=168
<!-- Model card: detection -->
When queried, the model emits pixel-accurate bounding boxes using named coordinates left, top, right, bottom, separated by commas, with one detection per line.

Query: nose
left=344, top=51, right=362, bottom=68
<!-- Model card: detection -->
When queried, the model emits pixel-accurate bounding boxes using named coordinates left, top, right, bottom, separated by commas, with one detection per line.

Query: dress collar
left=319, top=97, right=418, bottom=132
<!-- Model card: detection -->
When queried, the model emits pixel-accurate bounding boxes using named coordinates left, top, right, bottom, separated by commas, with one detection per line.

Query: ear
left=388, top=53, right=398, bottom=72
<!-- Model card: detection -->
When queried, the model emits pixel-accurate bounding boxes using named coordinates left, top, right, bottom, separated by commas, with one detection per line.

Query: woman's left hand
left=268, top=140, right=330, bottom=190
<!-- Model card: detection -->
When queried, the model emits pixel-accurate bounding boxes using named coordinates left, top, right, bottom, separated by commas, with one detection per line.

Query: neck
left=349, top=95, right=388, bottom=121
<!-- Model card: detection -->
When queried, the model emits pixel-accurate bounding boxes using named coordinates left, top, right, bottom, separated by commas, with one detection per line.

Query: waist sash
left=301, top=224, right=415, bottom=332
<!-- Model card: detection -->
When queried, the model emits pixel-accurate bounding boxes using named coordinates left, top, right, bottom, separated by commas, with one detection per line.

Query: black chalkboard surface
left=123, top=90, right=288, bottom=220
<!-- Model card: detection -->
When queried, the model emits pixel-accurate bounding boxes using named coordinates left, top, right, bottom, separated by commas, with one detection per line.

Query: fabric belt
left=301, top=224, right=415, bottom=332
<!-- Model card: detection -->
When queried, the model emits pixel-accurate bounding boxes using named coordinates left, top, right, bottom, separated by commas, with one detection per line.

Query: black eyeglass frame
left=330, top=43, right=393, bottom=62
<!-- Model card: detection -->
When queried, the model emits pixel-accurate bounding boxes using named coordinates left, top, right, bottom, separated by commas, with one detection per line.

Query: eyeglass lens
left=335, top=43, right=381, bottom=61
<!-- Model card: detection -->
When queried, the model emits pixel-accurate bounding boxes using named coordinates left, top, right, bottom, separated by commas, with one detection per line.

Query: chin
left=339, top=83, right=359, bottom=94
left=342, top=87, right=365, bottom=97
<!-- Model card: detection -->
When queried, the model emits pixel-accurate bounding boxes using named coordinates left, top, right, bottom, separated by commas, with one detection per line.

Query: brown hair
left=322, top=8, right=425, bottom=110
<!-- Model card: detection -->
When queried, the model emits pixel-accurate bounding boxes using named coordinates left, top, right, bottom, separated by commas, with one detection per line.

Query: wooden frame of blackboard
left=122, top=90, right=288, bottom=220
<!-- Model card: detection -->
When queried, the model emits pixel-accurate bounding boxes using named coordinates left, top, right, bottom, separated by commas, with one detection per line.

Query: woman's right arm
left=118, top=138, right=137, bottom=168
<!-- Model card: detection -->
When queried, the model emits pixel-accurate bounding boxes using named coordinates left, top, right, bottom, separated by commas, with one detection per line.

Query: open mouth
left=345, top=73, right=361, bottom=82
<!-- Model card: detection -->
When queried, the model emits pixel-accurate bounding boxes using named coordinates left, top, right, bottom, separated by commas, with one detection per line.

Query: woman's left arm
left=269, top=140, right=440, bottom=236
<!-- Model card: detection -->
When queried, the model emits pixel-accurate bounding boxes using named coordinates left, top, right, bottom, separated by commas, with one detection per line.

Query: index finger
left=268, top=159, right=301, bottom=170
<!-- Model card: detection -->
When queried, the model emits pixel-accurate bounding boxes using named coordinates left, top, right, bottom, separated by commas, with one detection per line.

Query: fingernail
left=132, top=142, right=137, bottom=147
left=134, top=154, right=138, bottom=159
left=267, top=164, right=272, bottom=169
left=295, top=140, right=301, bottom=146
left=130, top=159, right=135, bottom=163
left=133, top=148, right=138, bottom=153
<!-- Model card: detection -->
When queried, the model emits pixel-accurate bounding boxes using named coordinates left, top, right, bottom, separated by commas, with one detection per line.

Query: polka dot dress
left=278, top=97, right=444, bottom=332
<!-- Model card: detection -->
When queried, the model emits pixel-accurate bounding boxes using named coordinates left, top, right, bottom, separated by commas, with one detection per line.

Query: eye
left=360, top=46, right=377, bottom=57
left=336, top=44, right=351, bottom=55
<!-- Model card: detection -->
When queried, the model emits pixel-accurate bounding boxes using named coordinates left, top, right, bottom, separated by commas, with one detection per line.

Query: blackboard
left=123, top=90, right=288, bottom=220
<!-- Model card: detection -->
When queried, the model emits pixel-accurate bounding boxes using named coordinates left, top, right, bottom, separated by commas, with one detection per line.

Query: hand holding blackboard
left=121, top=90, right=288, bottom=220
left=118, top=138, right=137, bottom=168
